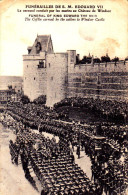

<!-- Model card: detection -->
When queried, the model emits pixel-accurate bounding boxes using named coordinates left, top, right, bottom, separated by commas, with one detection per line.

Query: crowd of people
left=4, top=102, right=127, bottom=151
left=7, top=124, right=98, bottom=194
left=80, top=134, right=128, bottom=195
left=0, top=97, right=127, bottom=195
left=54, top=97, right=128, bottom=124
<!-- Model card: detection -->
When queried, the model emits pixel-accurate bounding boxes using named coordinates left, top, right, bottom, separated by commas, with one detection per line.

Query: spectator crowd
left=0, top=97, right=127, bottom=195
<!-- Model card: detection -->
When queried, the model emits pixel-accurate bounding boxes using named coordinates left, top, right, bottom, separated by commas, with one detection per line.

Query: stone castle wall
left=23, top=54, right=47, bottom=101
left=23, top=35, right=128, bottom=106
left=67, top=61, right=128, bottom=101
left=46, top=53, right=68, bottom=107
left=23, top=52, right=128, bottom=106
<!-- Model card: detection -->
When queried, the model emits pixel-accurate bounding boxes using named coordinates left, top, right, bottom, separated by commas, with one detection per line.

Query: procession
left=0, top=97, right=127, bottom=195
left=1, top=2, right=128, bottom=193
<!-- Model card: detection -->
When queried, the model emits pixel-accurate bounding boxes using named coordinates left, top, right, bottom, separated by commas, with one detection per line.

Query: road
left=0, top=123, right=39, bottom=195
left=0, top=123, right=92, bottom=195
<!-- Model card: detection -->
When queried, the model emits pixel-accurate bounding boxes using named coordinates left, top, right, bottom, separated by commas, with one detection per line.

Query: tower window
left=49, top=63, right=50, bottom=67
left=38, top=60, right=45, bottom=68
left=35, top=42, right=41, bottom=54
left=27, top=65, right=28, bottom=68
left=34, top=77, right=35, bottom=80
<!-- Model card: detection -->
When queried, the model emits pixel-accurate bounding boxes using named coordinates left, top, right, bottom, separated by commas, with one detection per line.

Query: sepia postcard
left=0, top=0, right=128, bottom=195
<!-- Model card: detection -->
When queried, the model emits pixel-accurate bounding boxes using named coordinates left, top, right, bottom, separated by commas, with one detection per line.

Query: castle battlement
left=23, top=35, right=128, bottom=106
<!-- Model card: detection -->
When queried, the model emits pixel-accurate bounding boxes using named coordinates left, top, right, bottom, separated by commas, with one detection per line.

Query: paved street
left=0, top=124, right=93, bottom=195
left=0, top=123, right=38, bottom=195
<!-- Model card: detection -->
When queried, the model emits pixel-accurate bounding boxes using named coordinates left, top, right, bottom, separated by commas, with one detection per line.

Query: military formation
left=0, top=98, right=128, bottom=195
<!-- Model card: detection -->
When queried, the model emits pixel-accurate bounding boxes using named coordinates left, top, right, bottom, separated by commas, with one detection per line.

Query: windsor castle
left=23, top=35, right=128, bottom=107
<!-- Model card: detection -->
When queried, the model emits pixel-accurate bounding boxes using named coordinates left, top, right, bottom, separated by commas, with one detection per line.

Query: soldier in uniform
left=76, top=144, right=80, bottom=159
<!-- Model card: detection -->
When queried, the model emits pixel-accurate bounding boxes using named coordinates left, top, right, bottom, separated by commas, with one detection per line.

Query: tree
left=111, top=57, right=119, bottom=62
left=33, top=95, right=46, bottom=104
left=101, top=56, right=110, bottom=63
left=21, top=95, right=30, bottom=104
left=80, top=56, right=87, bottom=64
left=93, top=58, right=101, bottom=63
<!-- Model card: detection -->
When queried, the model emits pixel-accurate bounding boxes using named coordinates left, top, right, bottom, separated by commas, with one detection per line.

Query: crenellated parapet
left=68, top=61, right=128, bottom=102
left=23, top=34, right=128, bottom=106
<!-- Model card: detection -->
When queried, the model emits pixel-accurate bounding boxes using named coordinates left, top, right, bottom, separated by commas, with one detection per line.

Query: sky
left=0, top=0, right=128, bottom=76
